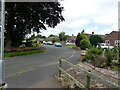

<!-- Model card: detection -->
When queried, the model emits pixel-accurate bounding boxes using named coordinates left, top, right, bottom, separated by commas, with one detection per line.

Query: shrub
left=105, top=49, right=113, bottom=66
left=82, top=47, right=103, bottom=64
left=4, top=50, right=45, bottom=58
left=25, top=41, right=32, bottom=47
left=32, top=43, right=40, bottom=47
left=79, top=39, right=91, bottom=50
left=52, top=38, right=56, bottom=43
left=75, top=33, right=88, bottom=47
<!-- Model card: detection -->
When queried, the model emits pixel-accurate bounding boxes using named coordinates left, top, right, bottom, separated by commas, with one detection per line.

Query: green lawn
left=4, top=49, right=45, bottom=58
left=64, top=45, right=76, bottom=48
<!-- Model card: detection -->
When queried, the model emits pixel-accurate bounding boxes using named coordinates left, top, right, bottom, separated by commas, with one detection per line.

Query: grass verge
left=64, top=45, right=76, bottom=48
left=4, top=49, right=45, bottom=58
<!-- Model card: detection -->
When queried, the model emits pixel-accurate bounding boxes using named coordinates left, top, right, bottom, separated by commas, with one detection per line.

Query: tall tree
left=59, top=31, right=68, bottom=41
left=5, top=2, right=64, bottom=47
left=89, top=35, right=104, bottom=46
left=75, top=33, right=87, bottom=47
left=75, top=33, right=91, bottom=49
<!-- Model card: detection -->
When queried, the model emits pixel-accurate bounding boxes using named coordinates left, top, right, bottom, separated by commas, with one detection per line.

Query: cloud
left=41, top=0, right=119, bottom=36
left=68, top=19, right=89, bottom=28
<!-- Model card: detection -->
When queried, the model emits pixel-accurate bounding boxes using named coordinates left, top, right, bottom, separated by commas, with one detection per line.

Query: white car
left=47, top=41, right=53, bottom=45
left=65, top=42, right=75, bottom=45
left=97, top=43, right=114, bottom=49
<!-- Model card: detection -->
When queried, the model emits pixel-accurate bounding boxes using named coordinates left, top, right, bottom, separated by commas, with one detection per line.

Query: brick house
left=104, top=31, right=120, bottom=46
left=85, top=32, right=106, bottom=40
left=66, top=34, right=76, bottom=43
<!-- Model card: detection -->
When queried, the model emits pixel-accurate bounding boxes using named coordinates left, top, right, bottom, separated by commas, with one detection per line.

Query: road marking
left=65, top=51, right=76, bottom=60
left=10, top=61, right=58, bottom=77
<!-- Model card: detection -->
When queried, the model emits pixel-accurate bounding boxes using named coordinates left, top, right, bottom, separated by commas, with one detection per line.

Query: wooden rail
left=58, top=59, right=120, bottom=89
left=0, top=84, right=7, bottom=90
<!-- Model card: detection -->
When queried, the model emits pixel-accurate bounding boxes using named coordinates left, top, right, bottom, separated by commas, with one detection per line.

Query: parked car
left=96, top=43, right=114, bottom=49
left=43, top=41, right=48, bottom=45
left=65, top=42, right=75, bottom=45
left=55, top=43, right=62, bottom=47
left=47, top=41, right=53, bottom=45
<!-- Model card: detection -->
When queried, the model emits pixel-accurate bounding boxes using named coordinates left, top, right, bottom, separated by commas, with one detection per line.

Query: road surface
left=5, top=45, right=81, bottom=88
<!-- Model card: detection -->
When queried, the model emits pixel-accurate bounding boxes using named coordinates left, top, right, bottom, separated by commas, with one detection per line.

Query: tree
left=75, top=33, right=91, bottom=50
left=5, top=2, right=65, bottom=47
left=52, top=38, right=56, bottom=43
left=80, top=39, right=91, bottom=50
left=41, top=36, right=46, bottom=39
left=81, top=29, right=85, bottom=34
left=89, top=35, right=104, bottom=46
left=59, top=32, right=68, bottom=41
left=75, top=33, right=87, bottom=47
left=49, top=34, right=54, bottom=37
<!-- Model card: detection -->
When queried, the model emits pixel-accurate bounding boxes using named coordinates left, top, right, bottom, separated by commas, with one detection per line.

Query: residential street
left=5, top=45, right=81, bottom=88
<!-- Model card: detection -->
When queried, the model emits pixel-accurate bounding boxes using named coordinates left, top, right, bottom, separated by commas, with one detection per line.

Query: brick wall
left=105, top=31, right=120, bottom=46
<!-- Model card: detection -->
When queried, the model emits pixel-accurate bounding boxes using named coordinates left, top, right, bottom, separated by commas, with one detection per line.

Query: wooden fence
left=58, top=59, right=120, bottom=89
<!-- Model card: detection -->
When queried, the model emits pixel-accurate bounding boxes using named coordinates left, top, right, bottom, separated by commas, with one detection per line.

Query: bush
left=75, top=33, right=88, bottom=47
left=105, top=49, right=113, bottom=66
left=52, top=38, right=56, bottom=43
left=32, top=43, right=40, bottom=47
left=79, top=39, right=91, bottom=50
left=25, top=41, right=32, bottom=47
left=4, top=49, right=45, bottom=58
left=82, top=47, right=103, bottom=64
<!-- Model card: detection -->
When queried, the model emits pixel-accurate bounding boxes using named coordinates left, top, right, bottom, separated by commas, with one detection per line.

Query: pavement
left=5, top=44, right=81, bottom=88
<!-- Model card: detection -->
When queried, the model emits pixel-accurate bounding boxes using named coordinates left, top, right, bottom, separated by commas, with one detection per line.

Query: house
left=104, top=31, right=120, bottom=46
left=66, top=34, right=76, bottom=43
left=45, top=35, right=59, bottom=41
left=85, top=32, right=106, bottom=40
left=34, top=38, right=45, bottom=43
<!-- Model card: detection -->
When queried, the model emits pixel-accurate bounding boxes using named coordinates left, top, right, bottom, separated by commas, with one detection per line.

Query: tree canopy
left=5, top=2, right=65, bottom=47
left=75, top=33, right=87, bottom=47
left=75, top=33, right=91, bottom=50
left=89, top=35, right=104, bottom=46
left=59, top=31, right=68, bottom=41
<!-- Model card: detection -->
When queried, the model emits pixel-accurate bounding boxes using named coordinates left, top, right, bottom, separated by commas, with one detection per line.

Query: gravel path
left=76, top=62, right=119, bottom=85
left=61, top=62, right=120, bottom=88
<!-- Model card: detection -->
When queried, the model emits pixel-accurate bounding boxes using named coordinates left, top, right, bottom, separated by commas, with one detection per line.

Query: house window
left=105, top=40, right=110, bottom=46
left=115, top=40, right=120, bottom=46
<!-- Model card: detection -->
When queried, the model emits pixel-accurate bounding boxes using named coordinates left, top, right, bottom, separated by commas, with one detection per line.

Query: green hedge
left=4, top=50, right=45, bottom=58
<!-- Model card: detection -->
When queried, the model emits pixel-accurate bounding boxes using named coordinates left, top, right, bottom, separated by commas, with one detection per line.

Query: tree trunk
left=5, top=3, right=15, bottom=48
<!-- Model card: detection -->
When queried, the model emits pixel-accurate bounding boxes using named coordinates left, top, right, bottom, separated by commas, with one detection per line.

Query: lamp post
left=0, top=0, right=5, bottom=86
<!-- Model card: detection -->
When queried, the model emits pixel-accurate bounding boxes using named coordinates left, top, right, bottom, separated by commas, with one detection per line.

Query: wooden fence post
left=86, top=75, right=91, bottom=89
left=59, top=59, right=62, bottom=77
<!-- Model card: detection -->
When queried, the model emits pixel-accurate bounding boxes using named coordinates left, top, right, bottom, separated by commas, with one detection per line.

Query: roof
left=85, top=33, right=106, bottom=39
left=66, top=36, right=76, bottom=40
left=46, top=36, right=59, bottom=41
left=105, top=31, right=120, bottom=40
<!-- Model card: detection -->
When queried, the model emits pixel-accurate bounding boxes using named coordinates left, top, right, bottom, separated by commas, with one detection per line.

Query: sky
left=41, top=0, right=119, bottom=37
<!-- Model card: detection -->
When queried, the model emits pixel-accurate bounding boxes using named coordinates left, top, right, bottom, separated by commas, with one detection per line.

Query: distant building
left=104, top=31, right=120, bottom=46
left=84, top=32, right=106, bottom=40
left=45, top=35, right=59, bottom=41
left=34, top=38, right=45, bottom=43
left=66, top=34, right=76, bottom=43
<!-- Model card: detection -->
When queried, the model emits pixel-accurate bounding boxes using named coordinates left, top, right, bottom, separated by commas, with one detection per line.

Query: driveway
left=5, top=45, right=81, bottom=88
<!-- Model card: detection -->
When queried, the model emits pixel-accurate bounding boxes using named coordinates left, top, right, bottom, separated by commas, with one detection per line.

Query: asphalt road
left=5, top=45, right=81, bottom=88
